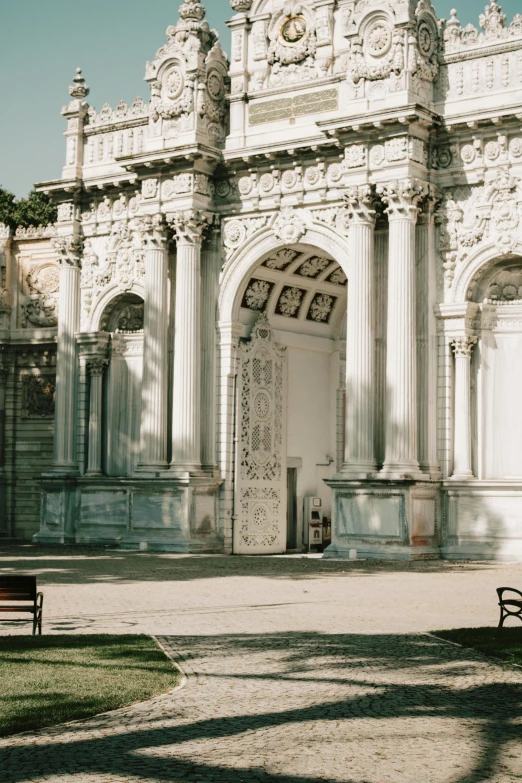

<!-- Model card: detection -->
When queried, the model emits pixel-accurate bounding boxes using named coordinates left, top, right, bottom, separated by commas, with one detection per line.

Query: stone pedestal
left=37, top=475, right=224, bottom=552
left=325, top=477, right=441, bottom=560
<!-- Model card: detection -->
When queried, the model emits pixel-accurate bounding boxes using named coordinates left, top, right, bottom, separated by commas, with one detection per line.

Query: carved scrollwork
left=272, top=206, right=309, bottom=244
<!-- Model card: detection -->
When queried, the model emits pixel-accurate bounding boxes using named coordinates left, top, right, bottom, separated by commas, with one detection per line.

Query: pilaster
left=451, top=336, right=478, bottom=480
left=201, top=217, right=221, bottom=472
left=135, top=216, right=169, bottom=473
left=51, top=237, right=82, bottom=474
left=86, top=359, right=109, bottom=476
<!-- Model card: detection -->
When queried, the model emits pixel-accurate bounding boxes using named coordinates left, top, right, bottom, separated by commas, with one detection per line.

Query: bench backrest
left=0, top=576, right=37, bottom=602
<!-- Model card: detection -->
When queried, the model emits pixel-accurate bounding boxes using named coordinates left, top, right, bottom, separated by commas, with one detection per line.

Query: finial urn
left=68, top=68, right=90, bottom=100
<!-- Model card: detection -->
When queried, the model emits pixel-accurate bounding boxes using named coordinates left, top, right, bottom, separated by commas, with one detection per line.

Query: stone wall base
left=34, top=475, right=224, bottom=553
left=324, top=478, right=442, bottom=561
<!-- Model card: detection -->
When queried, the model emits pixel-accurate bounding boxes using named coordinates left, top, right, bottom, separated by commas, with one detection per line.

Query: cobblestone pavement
left=2, top=547, right=522, bottom=782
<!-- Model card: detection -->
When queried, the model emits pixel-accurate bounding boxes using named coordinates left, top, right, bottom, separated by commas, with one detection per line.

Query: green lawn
left=435, top=627, right=522, bottom=666
left=0, top=635, right=180, bottom=737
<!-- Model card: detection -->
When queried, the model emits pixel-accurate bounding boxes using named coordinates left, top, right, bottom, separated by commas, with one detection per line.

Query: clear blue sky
left=0, top=0, right=519, bottom=197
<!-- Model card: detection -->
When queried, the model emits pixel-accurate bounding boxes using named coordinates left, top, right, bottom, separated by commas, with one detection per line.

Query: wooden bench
left=0, top=576, right=44, bottom=635
left=497, top=587, right=522, bottom=628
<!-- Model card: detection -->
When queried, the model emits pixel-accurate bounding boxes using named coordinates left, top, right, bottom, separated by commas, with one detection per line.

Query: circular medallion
left=485, top=141, right=500, bottom=160
left=282, top=170, right=297, bottom=189
left=238, top=176, right=253, bottom=196
left=418, top=22, right=435, bottom=58
left=225, top=220, right=246, bottom=248
left=509, top=138, right=522, bottom=159
left=281, top=16, right=307, bottom=45
left=370, top=144, right=385, bottom=166
left=216, top=180, right=230, bottom=198
left=260, top=173, right=275, bottom=193
left=165, top=67, right=184, bottom=101
left=327, top=163, right=343, bottom=183
left=366, top=21, right=392, bottom=58
left=252, top=503, right=271, bottom=531
left=254, top=390, right=272, bottom=421
left=460, top=144, right=476, bottom=164
left=29, top=264, right=59, bottom=295
left=207, top=70, right=224, bottom=101
left=437, top=148, right=452, bottom=169
left=305, top=166, right=321, bottom=186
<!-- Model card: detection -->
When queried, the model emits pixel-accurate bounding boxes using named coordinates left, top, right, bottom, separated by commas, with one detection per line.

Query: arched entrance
left=219, top=241, right=348, bottom=555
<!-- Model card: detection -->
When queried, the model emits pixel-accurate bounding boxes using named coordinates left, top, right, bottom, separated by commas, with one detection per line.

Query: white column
left=52, top=238, right=82, bottom=472
left=343, top=186, right=377, bottom=475
left=451, top=336, right=477, bottom=480
left=171, top=210, right=208, bottom=473
left=201, top=218, right=221, bottom=471
left=86, top=359, right=108, bottom=476
left=380, top=179, right=425, bottom=477
left=136, top=217, right=169, bottom=472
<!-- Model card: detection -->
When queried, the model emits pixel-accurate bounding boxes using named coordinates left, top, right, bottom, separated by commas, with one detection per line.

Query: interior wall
left=105, top=353, right=142, bottom=477
left=286, top=344, right=333, bottom=520
left=480, top=330, right=522, bottom=480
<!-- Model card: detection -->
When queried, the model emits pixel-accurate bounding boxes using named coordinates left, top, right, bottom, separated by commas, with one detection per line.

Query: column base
left=450, top=472, right=475, bottom=481
left=338, top=461, right=379, bottom=480
left=134, top=462, right=169, bottom=477
left=165, top=464, right=206, bottom=479
left=380, top=462, right=423, bottom=481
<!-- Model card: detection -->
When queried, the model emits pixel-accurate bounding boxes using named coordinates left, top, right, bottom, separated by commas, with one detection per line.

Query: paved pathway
left=2, top=547, right=522, bottom=782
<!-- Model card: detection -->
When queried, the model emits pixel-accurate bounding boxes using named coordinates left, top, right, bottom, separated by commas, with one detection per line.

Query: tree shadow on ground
left=0, top=544, right=498, bottom=586
left=1, top=631, right=521, bottom=783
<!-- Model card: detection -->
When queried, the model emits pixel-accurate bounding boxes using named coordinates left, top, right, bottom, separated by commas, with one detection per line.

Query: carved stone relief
left=21, top=374, right=56, bottom=418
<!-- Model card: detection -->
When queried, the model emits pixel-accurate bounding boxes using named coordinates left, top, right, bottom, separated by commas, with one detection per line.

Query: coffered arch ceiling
left=238, top=245, right=347, bottom=339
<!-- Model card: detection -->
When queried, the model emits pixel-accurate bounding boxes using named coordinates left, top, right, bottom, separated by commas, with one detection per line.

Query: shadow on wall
left=0, top=631, right=520, bottom=783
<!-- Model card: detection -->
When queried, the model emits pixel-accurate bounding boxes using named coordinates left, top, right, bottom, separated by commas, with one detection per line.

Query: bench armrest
left=36, top=592, right=44, bottom=609
left=497, top=587, right=522, bottom=602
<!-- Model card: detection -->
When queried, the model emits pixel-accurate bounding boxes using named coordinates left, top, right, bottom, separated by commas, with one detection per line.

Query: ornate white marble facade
left=1, top=0, right=522, bottom=559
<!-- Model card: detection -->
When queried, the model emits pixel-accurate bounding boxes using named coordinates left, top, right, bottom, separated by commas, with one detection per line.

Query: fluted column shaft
left=53, top=239, right=81, bottom=472
left=452, top=337, right=477, bottom=479
left=137, top=219, right=169, bottom=471
left=343, top=187, right=377, bottom=474
left=86, top=359, right=107, bottom=475
left=381, top=180, right=424, bottom=475
left=171, top=211, right=208, bottom=472
left=201, top=220, right=220, bottom=471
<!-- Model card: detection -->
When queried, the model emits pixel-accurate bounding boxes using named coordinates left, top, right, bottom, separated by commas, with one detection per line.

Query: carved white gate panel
left=234, top=313, right=287, bottom=555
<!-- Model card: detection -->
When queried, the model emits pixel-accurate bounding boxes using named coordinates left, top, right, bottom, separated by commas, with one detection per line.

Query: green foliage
left=0, top=186, right=57, bottom=232
left=0, top=634, right=180, bottom=737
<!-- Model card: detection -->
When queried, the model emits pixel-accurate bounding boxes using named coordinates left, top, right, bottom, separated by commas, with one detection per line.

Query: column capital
left=169, top=210, right=211, bottom=246
left=134, top=214, right=168, bottom=250
left=87, top=358, right=109, bottom=377
left=377, top=178, right=427, bottom=221
left=344, top=185, right=377, bottom=226
left=451, top=335, right=478, bottom=358
left=53, top=237, right=83, bottom=269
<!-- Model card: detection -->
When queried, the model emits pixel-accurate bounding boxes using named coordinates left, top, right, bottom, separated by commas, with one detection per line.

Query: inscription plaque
left=249, top=89, right=338, bottom=126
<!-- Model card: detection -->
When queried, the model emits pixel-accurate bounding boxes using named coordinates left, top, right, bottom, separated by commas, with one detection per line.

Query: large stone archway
left=217, top=228, right=349, bottom=554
